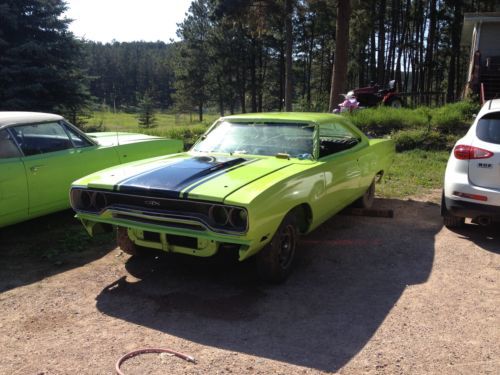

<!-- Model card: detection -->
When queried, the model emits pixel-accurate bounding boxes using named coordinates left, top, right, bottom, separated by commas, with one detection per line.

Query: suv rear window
left=477, top=112, right=500, bottom=145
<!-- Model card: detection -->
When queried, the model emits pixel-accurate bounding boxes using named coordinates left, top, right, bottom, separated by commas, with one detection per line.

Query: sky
left=64, top=0, right=193, bottom=43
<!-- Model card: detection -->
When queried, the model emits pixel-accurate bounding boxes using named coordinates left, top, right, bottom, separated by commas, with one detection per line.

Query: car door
left=0, top=129, right=29, bottom=227
left=315, top=122, right=363, bottom=220
left=11, top=121, right=122, bottom=216
left=61, top=121, right=121, bottom=178
left=11, top=121, right=80, bottom=215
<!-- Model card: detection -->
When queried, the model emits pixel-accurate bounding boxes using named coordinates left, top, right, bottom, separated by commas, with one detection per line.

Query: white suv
left=442, top=99, right=500, bottom=228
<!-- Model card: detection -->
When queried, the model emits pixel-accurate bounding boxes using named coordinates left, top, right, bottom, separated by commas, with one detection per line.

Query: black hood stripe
left=181, top=158, right=259, bottom=199
left=112, top=158, right=185, bottom=191
left=115, top=156, right=249, bottom=198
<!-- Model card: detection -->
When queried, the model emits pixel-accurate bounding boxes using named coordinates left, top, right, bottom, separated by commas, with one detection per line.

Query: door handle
left=30, top=165, right=44, bottom=172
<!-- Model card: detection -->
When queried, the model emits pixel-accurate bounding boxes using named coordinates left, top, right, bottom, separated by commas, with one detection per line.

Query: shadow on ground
left=448, top=221, right=500, bottom=254
left=0, top=210, right=115, bottom=293
left=96, top=198, right=440, bottom=372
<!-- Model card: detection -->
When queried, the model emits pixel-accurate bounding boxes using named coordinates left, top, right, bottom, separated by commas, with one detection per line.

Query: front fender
left=235, top=167, right=326, bottom=260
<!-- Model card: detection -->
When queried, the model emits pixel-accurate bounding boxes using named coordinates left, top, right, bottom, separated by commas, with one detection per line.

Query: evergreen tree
left=0, top=0, right=91, bottom=115
left=137, top=91, right=157, bottom=128
left=173, top=0, right=211, bottom=121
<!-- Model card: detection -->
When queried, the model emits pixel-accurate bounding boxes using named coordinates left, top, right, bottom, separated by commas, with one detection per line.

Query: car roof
left=220, top=112, right=343, bottom=124
left=485, top=99, right=500, bottom=111
left=0, top=111, right=63, bottom=129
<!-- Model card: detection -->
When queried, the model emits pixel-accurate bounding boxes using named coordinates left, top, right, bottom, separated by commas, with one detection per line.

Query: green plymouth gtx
left=71, top=113, right=395, bottom=282
left=0, top=112, right=183, bottom=228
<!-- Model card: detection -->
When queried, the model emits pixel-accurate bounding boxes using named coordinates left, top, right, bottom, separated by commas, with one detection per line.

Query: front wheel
left=256, top=213, right=298, bottom=283
left=117, top=227, right=147, bottom=256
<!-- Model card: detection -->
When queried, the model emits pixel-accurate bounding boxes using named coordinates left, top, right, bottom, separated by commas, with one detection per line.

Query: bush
left=347, top=107, right=428, bottom=135
left=140, top=124, right=209, bottom=150
left=430, top=101, right=478, bottom=134
left=392, top=129, right=461, bottom=152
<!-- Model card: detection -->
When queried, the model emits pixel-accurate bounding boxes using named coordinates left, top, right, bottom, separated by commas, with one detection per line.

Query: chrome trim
left=71, top=188, right=249, bottom=235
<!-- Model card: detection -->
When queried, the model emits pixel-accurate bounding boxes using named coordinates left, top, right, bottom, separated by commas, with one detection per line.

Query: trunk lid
left=86, top=132, right=161, bottom=147
left=469, top=115, right=500, bottom=189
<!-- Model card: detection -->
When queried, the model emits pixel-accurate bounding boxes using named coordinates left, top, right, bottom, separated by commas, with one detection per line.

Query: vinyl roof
left=0, top=112, right=63, bottom=128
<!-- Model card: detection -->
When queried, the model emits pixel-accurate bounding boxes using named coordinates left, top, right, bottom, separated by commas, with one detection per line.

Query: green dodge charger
left=71, top=113, right=395, bottom=282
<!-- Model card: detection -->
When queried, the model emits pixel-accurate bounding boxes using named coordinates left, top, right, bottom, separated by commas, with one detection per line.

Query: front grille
left=71, top=188, right=248, bottom=234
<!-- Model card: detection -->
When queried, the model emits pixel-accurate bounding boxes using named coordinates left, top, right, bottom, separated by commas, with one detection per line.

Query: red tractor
left=348, top=80, right=403, bottom=108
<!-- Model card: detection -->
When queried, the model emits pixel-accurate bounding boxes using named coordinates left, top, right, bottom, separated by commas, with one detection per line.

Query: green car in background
left=71, top=113, right=395, bottom=282
left=0, top=112, right=183, bottom=228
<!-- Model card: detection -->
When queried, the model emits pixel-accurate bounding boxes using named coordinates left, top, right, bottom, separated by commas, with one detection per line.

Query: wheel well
left=290, top=204, right=312, bottom=234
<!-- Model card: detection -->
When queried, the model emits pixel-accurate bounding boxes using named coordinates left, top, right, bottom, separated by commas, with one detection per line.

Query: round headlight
left=93, top=192, right=108, bottom=211
left=80, top=191, right=92, bottom=210
left=229, top=208, right=247, bottom=229
left=209, top=205, right=229, bottom=226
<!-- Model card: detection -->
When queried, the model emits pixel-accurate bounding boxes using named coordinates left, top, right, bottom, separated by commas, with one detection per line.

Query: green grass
left=377, top=150, right=449, bottom=198
left=86, top=111, right=218, bottom=132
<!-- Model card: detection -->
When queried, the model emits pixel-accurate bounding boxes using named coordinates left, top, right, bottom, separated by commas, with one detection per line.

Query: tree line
left=0, top=0, right=498, bottom=124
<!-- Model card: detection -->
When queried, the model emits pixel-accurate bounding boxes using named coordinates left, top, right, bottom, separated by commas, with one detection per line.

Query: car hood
left=75, top=153, right=298, bottom=203
left=86, top=132, right=162, bottom=146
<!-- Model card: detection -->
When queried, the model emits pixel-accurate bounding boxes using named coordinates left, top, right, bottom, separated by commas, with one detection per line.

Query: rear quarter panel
left=362, top=139, right=395, bottom=183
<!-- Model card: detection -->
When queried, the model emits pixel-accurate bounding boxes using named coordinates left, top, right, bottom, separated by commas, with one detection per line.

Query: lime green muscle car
left=0, top=112, right=183, bottom=228
left=71, top=113, right=394, bottom=282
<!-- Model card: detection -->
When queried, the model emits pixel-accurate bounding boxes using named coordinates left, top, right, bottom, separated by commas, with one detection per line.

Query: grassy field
left=378, top=150, right=449, bottom=198
left=86, top=111, right=218, bottom=131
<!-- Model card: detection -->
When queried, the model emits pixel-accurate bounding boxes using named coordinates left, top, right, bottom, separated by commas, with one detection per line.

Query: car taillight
left=454, top=145, right=494, bottom=160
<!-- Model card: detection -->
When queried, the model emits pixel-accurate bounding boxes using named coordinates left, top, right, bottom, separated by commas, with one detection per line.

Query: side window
left=319, top=122, right=360, bottom=158
left=62, top=122, right=93, bottom=148
left=11, top=122, right=73, bottom=156
left=0, top=129, right=22, bottom=159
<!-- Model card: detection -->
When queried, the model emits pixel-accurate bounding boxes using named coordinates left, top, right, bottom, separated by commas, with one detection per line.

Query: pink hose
left=115, top=348, right=196, bottom=375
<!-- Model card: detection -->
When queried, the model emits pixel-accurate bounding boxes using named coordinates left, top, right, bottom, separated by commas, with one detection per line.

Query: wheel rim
left=278, top=224, right=296, bottom=269
left=391, top=100, right=402, bottom=108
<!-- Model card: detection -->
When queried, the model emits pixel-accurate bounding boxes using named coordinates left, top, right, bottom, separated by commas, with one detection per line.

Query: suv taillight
left=454, top=145, right=494, bottom=160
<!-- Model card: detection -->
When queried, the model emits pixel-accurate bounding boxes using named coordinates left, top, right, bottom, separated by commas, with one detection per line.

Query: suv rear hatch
left=469, top=112, right=500, bottom=189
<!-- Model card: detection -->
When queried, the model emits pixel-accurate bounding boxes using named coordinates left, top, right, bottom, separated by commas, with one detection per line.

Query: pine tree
left=137, top=91, right=157, bottom=128
left=0, top=0, right=91, bottom=115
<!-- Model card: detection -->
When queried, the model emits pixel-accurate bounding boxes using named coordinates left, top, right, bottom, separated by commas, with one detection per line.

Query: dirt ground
left=0, top=192, right=498, bottom=375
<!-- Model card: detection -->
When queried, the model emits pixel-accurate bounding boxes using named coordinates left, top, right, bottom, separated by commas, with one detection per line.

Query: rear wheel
left=256, top=213, right=298, bottom=283
left=443, top=214, right=465, bottom=228
left=441, top=193, right=465, bottom=229
left=353, top=179, right=375, bottom=209
left=387, top=98, right=403, bottom=108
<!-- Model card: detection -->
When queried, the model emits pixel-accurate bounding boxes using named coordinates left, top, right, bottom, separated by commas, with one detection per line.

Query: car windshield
left=477, top=112, right=500, bottom=145
left=193, top=121, right=314, bottom=159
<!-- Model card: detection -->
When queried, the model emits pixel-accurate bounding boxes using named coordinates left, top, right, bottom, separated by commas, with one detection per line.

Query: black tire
left=443, top=214, right=465, bottom=228
left=353, top=180, right=375, bottom=209
left=117, top=227, right=146, bottom=256
left=387, top=98, right=403, bottom=108
left=256, top=213, right=298, bottom=283
left=441, top=193, right=465, bottom=229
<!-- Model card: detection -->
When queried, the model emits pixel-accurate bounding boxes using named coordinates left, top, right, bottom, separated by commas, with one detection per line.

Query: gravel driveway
left=0, top=194, right=498, bottom=374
